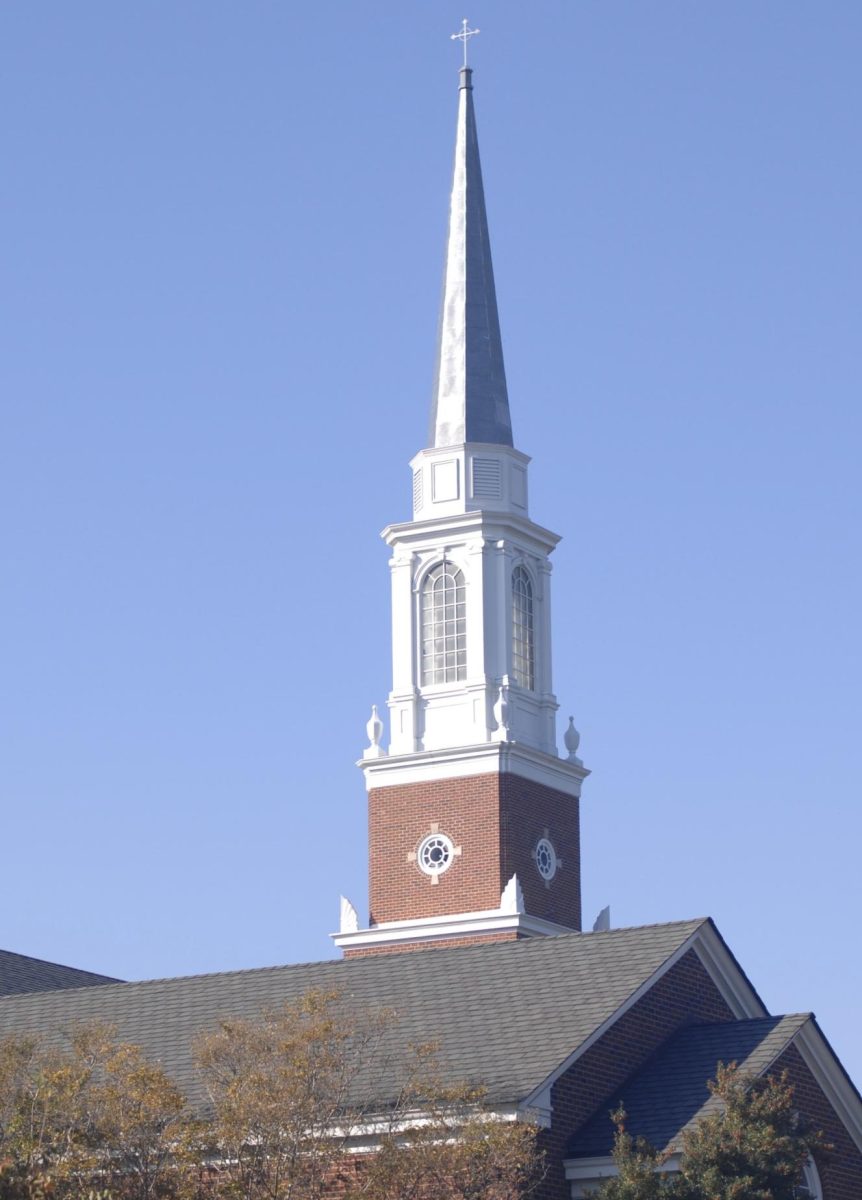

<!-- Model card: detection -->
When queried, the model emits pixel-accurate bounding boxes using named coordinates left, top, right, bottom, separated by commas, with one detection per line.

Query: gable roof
left=0, top=921, right=706, bottom=1107
left=0, top=949, right=120, bottom=997
left=568, top=1013, right=811, bottom=1159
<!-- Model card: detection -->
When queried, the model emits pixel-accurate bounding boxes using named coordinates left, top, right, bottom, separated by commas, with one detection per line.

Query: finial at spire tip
left=450, top=19, right=480, bottom=68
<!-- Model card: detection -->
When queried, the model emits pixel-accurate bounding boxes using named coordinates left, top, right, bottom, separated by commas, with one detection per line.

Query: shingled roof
left=567, top=1013, right=811, bottom=1159
left=0, top=949, right=120, bottom=997
left=0, top=920, right=706, bottom=1107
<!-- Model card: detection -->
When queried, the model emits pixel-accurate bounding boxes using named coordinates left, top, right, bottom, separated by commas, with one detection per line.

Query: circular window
left=417, top=833, right=454, bottom=877
left=535, top=837, right=557, bottom=882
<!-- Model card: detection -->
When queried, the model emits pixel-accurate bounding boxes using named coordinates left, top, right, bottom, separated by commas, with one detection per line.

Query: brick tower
left=333, top=65, right=588, bottom=957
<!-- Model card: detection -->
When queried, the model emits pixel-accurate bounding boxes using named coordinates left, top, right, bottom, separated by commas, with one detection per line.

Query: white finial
left=451, top=18, right=480, bottom=68
left=339, top=896, right=359, bottom=934
left=564, top=716, right=582, bottom=765
left=363, top=704, right=387, bottom=759
left=500, top=874, right=525, bottom=915
left=492, top=677, right=511, bottom=741
left=592, top=905, right=611, bottom=932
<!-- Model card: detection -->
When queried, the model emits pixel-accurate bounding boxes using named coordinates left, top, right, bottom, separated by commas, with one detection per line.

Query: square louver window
left=472, top=457, right=502, bottom=499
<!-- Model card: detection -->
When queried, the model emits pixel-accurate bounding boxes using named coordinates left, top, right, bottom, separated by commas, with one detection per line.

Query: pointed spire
left=430, top=67, right=513, bottom=449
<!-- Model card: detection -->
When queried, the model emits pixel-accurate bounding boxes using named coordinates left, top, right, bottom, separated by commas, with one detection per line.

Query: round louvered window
left=535, top=837, right=557, bottom=882
left=417, top=833, right=454, bottom=877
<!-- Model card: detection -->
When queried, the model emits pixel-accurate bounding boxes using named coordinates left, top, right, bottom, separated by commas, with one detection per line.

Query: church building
left=1, top=62, right=860, bottom=1200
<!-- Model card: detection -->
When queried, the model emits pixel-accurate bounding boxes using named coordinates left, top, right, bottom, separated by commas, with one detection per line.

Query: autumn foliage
left=0, top=991, right=544, bottom=1200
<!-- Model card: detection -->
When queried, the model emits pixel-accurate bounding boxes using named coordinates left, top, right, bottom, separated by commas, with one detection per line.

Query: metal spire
left=429, top=59, right=513, bottom=449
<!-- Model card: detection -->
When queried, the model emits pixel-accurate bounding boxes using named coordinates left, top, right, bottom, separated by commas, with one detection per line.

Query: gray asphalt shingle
left=568, top=1013, right=810, bottom=1158
left=0, top=920, right=705, bottom=1106
left=0, top=949, right=120, bottom=996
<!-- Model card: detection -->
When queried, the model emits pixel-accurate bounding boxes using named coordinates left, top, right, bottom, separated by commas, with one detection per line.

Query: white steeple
left=378, top=66, right=565, bottom=763
left=430, top=66, right=513, bottom=449
left=335, top=60, right=588, bottom=957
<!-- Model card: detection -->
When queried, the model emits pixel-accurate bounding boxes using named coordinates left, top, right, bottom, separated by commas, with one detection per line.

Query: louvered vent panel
left=472, top=458, right=502, bottom=499
left=413, top=468, right=424, bottom=512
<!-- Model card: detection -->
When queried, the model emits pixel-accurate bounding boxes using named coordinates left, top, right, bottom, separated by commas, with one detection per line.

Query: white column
left=387, top=547, right=418, bottom=754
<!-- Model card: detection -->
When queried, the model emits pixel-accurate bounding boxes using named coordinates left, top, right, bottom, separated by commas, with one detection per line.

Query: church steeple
left=332, top=57, right=588, bottom=958
left=430, top=67, right=513, bottom=449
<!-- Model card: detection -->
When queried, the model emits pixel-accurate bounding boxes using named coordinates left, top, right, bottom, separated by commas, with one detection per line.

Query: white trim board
left=521, top=920, right=766, bottom=1114
left=332, top=907, right=574, bottom=953
left=360, top=740, right=588, bottom=795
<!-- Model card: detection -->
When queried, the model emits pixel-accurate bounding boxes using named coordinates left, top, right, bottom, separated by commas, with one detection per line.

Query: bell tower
left=333, top=65, right=588, bottom=957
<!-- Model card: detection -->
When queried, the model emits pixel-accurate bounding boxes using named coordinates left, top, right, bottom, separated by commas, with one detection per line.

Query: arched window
left=796, top=1159, right=823, bottom=1199
left=512, top=565, right=535, bottom=690
left=421, top=563, right=467, bottom=685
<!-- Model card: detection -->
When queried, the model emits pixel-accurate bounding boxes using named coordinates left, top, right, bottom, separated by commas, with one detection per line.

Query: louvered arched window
left=421, top=563, right=467, bottom=685
left=512, top=565, right=535, bottom=690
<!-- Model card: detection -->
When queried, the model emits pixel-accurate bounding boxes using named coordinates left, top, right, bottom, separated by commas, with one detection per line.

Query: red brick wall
left=499, top=774, right=581, bottom=930
left=367, top=771, right=580, bottom=934
left=769, top=1042, right=862, bottom=1200
left=537, top=948, right=736, bottom=1200
left=368, top=773, right=501, bottom=924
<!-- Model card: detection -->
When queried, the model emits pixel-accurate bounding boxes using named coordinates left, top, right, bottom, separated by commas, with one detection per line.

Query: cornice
left=331, top=906, right=575, bottom=953
left=358, top=740, right=589, bottom=795
left=381, top=510, right=561, bottom=553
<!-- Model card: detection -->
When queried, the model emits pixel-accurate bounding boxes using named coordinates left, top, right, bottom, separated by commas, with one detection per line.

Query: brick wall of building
left=367, top=771, right=580, bottom=933
left=538, top=948, right=736, bottom=1200
left=769, top=1041, right=862, bottom=1200
left=499, top=774, right=581, bottom=930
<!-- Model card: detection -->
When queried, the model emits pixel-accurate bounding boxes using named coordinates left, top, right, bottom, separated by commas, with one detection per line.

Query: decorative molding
left=331, top=903, right=574, bottom=953
left=359, top=740, right=589, bottom=796
left=382, top=508, right=560, bottom=557
left=500, top=874, right=525, bottom=915
left=339, top=896, right=359, bottom=935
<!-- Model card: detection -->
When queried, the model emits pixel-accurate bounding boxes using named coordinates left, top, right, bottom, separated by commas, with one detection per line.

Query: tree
left=0, top=1024, right=190, bottom=1200
left=594, top=1063, right=829, bottom=1200
left=676, top=1063, right=828, bottom=1200
left=352, top=1044, right=545, bottom=1200
left=193, top=989, right=392, bottom=1200
left=589, top=1108, right=677, bottom=1200
left=85, top=1037, right=190, bottom=1200
left=194, top=994, right=544, bottom=1200
left=0, top=992, right=544, bottom=1200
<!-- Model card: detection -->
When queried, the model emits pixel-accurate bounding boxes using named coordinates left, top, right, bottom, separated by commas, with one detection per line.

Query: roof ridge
left=0, top=920, right=706, bottom=1005
left=581, top=917, right=709, bottom=937
left=0, top=947, right=119, bottom=982
left=0, top=955, right=347, bottom=1001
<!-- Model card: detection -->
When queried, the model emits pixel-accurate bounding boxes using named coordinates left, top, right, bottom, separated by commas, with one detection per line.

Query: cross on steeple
left=450, top=18, right=480, bottom=67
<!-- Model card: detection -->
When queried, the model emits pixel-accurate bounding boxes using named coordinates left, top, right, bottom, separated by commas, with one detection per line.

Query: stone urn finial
left=493, top=678, right=511, bottom=742
left=564, top=715, right=582, bottom=765
left=363, top=704, right=387, bottom=759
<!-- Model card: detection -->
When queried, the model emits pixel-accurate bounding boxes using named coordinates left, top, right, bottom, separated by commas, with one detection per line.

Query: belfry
left=333, top=65, right=589, bottom=956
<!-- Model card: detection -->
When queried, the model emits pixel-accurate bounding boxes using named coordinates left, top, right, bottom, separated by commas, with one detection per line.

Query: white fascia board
left=331, top=907, right=575, bottom=953
left=794, top=1019, right=862, bottom=1155
left=409, top=442, right=532, bottom=471
left=339, top=1102, right=546, bottom=1155
left=565, top=1154, right=682, bottom=1197
left=520, top=920, right=765, bottom=1115
left=359, top=740, right=589, bottom=794
left=382, top=511, right=562, bottom=556
left=691, top=921, right=768, bottom=1020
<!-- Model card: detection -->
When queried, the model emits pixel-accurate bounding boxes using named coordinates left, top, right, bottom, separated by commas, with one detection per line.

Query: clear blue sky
left=2, top=3, right=860, bottom=1082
